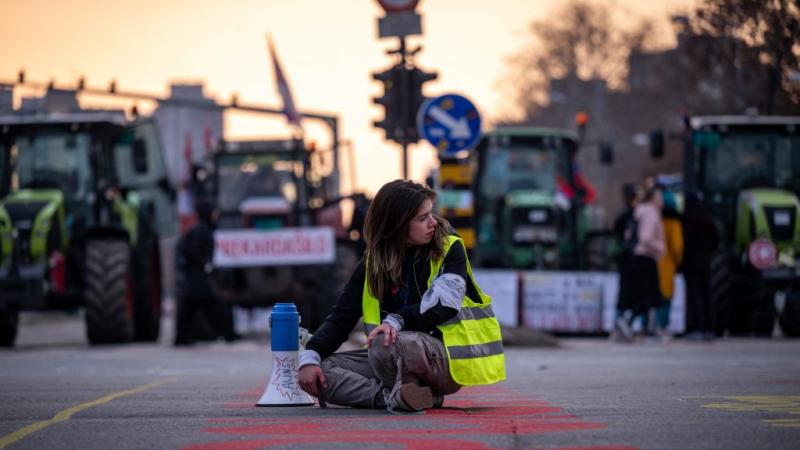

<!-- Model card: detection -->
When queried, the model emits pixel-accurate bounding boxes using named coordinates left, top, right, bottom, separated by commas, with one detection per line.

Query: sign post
left=373, top=0, right=433, bottom=179
left=375, top=0, right=421, bottom=39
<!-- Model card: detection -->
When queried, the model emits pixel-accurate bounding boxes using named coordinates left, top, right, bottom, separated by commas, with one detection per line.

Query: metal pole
left=345, top=139, right=357, bottom=194
left=399, top=37, right=408, bottom=180
left=402, top=142, right=408, bottom=180
left=325, top=117, right=340, bottom=198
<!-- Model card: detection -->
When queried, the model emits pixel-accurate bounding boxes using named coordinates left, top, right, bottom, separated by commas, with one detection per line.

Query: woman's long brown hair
left=363, top=180, right=449, bottom=301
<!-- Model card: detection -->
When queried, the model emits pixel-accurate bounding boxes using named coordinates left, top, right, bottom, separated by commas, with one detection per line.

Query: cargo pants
left=319, top=330, right=461, bottom=408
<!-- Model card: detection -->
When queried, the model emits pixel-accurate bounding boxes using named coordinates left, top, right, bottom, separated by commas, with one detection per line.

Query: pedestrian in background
left=656, top=188, right=683, bottom=340
left=298, top=180, right=505, bottom=413
left=682, top=192, right=719, bottom=340
left=174, top=200, right=240, bottom=346
left=611, top=183, right=640, bottom=341
left=616, top=184, right=665, bottom=341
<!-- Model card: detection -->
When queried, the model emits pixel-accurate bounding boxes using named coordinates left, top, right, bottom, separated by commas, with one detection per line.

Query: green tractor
left=453, top=126, right=609, bottom=270
left=0, top=100, right=175, bottom=346
left=657, top=115, right=800, bottom=336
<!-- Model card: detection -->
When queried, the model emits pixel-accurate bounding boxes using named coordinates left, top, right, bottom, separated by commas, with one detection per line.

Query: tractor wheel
left=133, top=236, right=162, bottom=342
left=710, top=251, right=733, bottom=337
left=84, top=239, right=134, bottom=344
left=779, top=290, right=800, bottom=337
left=0, top=307, right=19, bottom=347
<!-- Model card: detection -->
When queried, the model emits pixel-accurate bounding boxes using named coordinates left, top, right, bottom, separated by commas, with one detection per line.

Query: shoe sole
left=399, top=384, right=433, bottom=411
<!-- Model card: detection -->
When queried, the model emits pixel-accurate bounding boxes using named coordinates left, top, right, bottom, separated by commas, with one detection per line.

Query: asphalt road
left=1, top=311, right=798, bottom=450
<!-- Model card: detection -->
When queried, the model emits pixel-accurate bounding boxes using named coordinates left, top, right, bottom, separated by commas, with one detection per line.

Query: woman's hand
left=298, top=365, right=327, bottom=397
left=367, top=322, right=397, bottom=347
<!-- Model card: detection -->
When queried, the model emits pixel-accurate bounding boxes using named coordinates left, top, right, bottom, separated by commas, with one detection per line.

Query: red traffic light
left=575, top=111, right=588, bottom=127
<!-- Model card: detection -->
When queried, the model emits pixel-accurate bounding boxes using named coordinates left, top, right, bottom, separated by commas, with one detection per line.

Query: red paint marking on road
left=187, top=436, right=505, bottom=450
left=200, top=414, right=602, bottom=436
left=185, top=437, right=637, bottom=450
left=184, top=385, right=637, bottom=450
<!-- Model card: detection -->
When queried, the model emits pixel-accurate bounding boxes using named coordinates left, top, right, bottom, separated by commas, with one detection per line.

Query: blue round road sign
left=417, top=94, right=482, bottom=153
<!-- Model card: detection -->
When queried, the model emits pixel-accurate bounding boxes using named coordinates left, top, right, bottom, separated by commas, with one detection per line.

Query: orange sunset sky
left=1, top=0, right=695, bottom=195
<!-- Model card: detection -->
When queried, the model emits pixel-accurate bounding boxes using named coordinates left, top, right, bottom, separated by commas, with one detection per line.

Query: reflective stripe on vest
left=366, top=305, right=497, bottom=331
left=362, top=235, right=506, bottom=386
left=441, top=305, right=497, bottom=326
left=447, top=340, right=505, bottom=359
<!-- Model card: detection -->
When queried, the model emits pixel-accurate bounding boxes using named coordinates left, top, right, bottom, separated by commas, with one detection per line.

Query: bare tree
left=501, top=0, right=660, bottom=122
left=495, top=0, right=799, bottom=221
left=687, top=0, right=800, bottom=113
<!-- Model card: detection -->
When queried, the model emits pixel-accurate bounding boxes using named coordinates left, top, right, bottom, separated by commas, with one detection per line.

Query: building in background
left=154, top=83, right=223, bottom=186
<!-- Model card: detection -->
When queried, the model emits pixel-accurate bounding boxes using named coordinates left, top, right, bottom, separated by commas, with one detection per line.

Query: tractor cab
left=215, top=140, right=309, bottom=231
left=689, top=117, right=800, bottom=272
left=664, top=115, right=800, bottom=336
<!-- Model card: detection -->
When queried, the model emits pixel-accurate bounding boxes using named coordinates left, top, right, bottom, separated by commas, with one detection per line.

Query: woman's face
left=406, top=199, right=436, bottom=246
left=652, top=190, right=664, bottom=209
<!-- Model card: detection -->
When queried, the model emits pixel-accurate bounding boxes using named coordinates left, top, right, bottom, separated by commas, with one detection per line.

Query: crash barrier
left=256, top=303, right=315, bottom=407
left=473, top=270, right=686, bottom=334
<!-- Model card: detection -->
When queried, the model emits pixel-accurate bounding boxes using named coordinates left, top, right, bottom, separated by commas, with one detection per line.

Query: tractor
left=0, top=89, right=175, bottom=346
left=207, top=139, right=364, bottom=332
left=653, top=115, right=800, bottom=336
left=436, top=126, right=611, bottom=271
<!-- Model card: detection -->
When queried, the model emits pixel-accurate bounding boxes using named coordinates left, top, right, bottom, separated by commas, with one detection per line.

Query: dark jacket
left=306, top=239, right=478, bottom=360
left=613, top=207, right=636, bottom=258
left=683, top=201, right=719, bottom=272
left=175, top=216, right=217, bottom=300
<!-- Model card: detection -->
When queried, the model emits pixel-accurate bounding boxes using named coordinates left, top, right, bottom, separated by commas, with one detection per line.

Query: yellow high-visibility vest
left=362, top=235, right=506, bottom=386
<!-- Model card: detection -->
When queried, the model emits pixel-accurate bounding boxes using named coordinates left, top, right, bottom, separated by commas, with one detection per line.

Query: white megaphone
left=256, top=303, right=315, bottom=407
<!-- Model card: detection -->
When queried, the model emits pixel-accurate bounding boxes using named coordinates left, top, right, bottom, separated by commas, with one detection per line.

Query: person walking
left=611, top=183, right=640, bottom=341
left=297, top=180, right=506, bottom=413
left=616, top=184, right=665, bottom=341
left=682, top=192, right=719, bottom=339
left=173, top=200, right=240, bottom=346
left=656, top=189, right=684, bottom=340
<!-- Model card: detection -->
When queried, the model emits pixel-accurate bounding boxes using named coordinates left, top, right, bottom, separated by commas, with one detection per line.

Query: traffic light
left=372, top=64, right=438, bottom=144
left=649, top=129, right=664, bottom=159
left=372, top=65, right=403, bottom=141
left=575, top=111, right=588, bottom=141
left=407, top=66, right=438, bottom=142
left=599, top=141, right=614, bottom=165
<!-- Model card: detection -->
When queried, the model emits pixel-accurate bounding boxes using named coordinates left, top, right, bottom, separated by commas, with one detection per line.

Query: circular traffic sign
left=376, top=0, right=419, bottom=13
left=417, top=94, right=482, bottom=154
left=748, top=237, right=777, bottom=270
